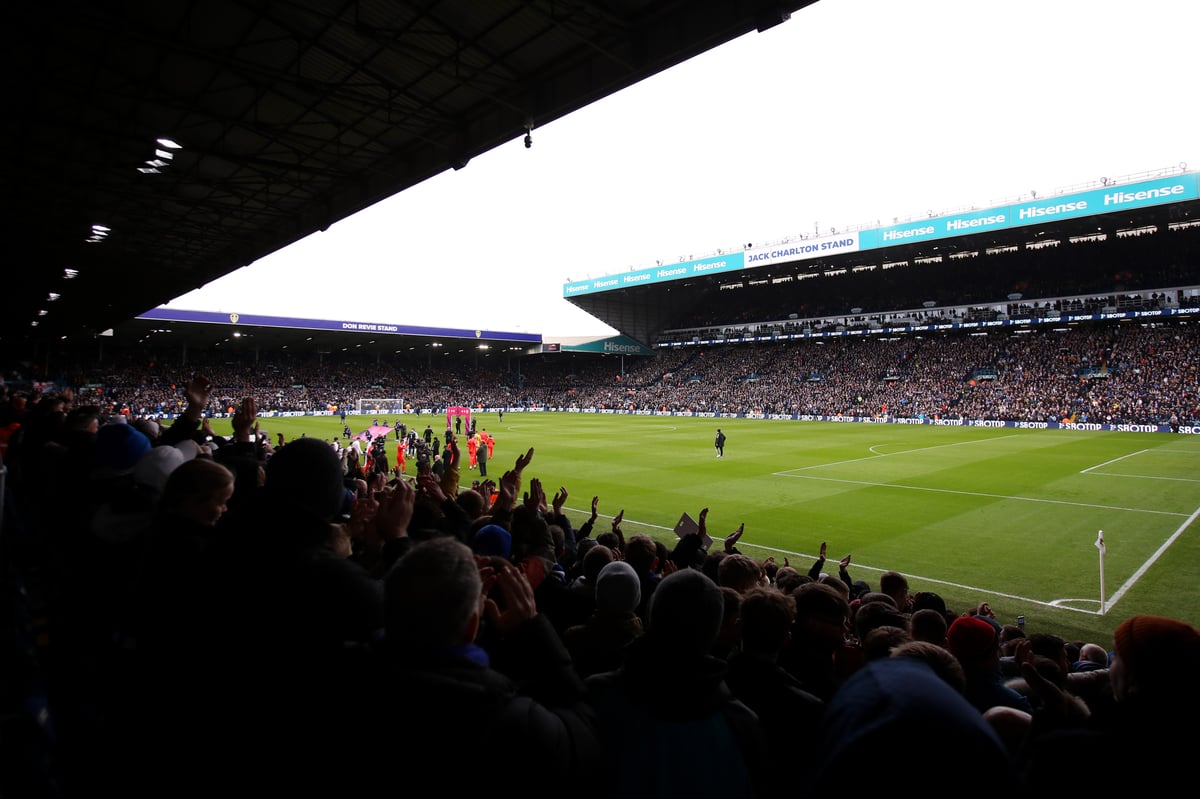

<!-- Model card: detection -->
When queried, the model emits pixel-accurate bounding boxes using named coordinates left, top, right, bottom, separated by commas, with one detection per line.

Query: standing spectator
left=1016, top=615, right=1200, bottom=789
left=725, top=586, right=826, bottom=787
left=563, top=559, right=643, bottom=679
left=370, top=537, right=603, bottom=793
left=585, top=569, right=768, bottom=797
left=946, top=615, right=1034, bottom=715
left=813, top=657, right=1016, bottom=795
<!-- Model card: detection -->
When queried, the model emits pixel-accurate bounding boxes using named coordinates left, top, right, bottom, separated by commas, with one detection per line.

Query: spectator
left=812, top=657, right=1016, bottom=796
left=585, top=568, right=768, bottom=798
left=724, top=586, right=825, bottom=786
left=946, top=615, right=1034, bottom=715
left=562, top=560, right=644, bottom=679
left=371, top=536, right=604, bottom=794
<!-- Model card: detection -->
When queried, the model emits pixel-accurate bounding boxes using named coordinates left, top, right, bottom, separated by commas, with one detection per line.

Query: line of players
left=335, top=417, right=496, bottom=477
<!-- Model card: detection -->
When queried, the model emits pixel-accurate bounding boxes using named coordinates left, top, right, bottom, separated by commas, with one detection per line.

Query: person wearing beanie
left=94, top=422, right=152, bottom=474
left=1016, top=615, right=1200, bottom=789
left=594, top=560, right=642, bottom=614
left=1111, top=615, right=1200, bottom=702
left=814, top=658, right=1016, bottom=796
left=946, top=615, right=1033, bottom=715
left=584, top=568, right=768, bottom=797
left=472, top=523, right=513, bottom=559
left=132, top=444, right=188, bottom=494
left=562, top=560, right=644, bottom=679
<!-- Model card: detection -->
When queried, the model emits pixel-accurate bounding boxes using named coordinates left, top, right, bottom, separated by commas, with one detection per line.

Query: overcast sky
left=165, top=0, right=1200, bottom=338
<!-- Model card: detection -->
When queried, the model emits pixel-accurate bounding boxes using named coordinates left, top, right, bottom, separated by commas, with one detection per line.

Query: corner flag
left=1095, top=530, right=1106, bottom=555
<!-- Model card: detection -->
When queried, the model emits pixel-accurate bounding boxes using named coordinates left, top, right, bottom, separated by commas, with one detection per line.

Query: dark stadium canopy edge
left=1, top=0, right=818, bottom=359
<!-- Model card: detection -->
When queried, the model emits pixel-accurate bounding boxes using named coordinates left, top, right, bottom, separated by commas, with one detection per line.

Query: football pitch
left=250, top=412, right=1200, bottom=646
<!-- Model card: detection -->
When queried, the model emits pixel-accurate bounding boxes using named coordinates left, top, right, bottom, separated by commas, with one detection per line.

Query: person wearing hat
left=946, top=614, right=1033, bottom=715
left=562, top=560, right=644, bottom=679
left=714, top=427, right=726, bottom=458
left=814, top=657, right=1016, bottom=795
left=585, top=568, right=768, bottom=797
left=1015, top=615, right=1200, bottom=788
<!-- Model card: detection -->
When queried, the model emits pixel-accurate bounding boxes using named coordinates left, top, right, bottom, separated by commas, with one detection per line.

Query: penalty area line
left=768, top=473, right=1187, bottom=517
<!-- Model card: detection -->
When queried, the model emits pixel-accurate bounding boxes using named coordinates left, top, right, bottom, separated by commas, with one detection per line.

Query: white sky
left=166, top=0, right=1200, bottom=339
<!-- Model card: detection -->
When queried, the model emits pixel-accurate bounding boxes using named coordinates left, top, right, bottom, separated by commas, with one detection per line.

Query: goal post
left=355, top=398, right=407, bottom=415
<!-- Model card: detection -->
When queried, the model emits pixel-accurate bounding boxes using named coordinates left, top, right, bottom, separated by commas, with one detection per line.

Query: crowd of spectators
left=18, top=320, right=1200, bottom=427
left=1, top=372, right=1197, bottom=796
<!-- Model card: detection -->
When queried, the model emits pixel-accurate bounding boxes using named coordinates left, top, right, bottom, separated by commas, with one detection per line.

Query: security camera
left=524, top=133, right=532, bottom=149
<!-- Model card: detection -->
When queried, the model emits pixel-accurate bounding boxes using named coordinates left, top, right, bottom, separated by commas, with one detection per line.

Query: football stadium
left=2, top=1, right=1199, bottom=795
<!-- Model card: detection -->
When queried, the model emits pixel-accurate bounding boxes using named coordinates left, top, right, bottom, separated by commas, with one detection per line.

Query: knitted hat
left=174, top=439, right=202, bottom=461
left=472, top=524, right=512, bottom=558
left=595, top=560, right=641, bottom=614
left=95, top=423, right=152, bottom=472
left=946, top=615, right=999, bottom=660
left=133, top=445, right=186, bottom=492
left=813, top=658, right=1012, bottom=792
left=1112, top=615, right=1200, bottom=685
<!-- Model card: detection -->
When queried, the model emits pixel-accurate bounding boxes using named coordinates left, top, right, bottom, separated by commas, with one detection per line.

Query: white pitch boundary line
left=566, top=474, right=1200, bottom=616
left=715, top=541, right=1101, bottom=615
left=769, top=473, right=1187, bottom=517
left=1103, top=503, right=1200, bottom=612
left=779, top=434, right=1023, bottom=474
left=1080, top=449, right=1150, bottom=474
left=1081, top=448, right=1200, bottom=482
left=1091, top=472, right=1200, bottom=483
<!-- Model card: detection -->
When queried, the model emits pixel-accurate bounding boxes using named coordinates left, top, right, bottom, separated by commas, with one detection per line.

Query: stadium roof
left=2, top=0, right=816, bottom=356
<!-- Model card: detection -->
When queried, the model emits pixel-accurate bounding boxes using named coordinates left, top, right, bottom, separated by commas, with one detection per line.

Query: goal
left=355, top=398, right=407, bottom=415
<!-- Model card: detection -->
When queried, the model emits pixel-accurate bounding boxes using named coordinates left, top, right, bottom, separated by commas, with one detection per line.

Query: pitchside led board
left=562, top=171, right=1200, bottom=299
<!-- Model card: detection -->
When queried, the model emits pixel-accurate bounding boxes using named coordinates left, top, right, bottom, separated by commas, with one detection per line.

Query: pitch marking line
left=769, top=473, right=1185, bottom=517
left=1103, top=503, right=1200, bottom=612
left=780, top=434, right=1022, bottom=474
left=567, top=512, right=1110, bottom=615
left=1081, top=448, right=1200, bottom=483
left=733, top=542, right=1099, bottom=615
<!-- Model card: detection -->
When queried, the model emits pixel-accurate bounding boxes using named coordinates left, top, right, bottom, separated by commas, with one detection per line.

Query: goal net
left=355, top=398, right=407, bottom=415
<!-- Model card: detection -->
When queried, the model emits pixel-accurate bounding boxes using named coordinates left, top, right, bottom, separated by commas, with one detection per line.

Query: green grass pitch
left=240, top=412, right=1200, bottom=647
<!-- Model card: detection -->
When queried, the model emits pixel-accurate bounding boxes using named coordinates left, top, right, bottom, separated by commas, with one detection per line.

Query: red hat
left=946, top=615, right=999, bottom=660
left=1112, top=615, right=1200, bottom=685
